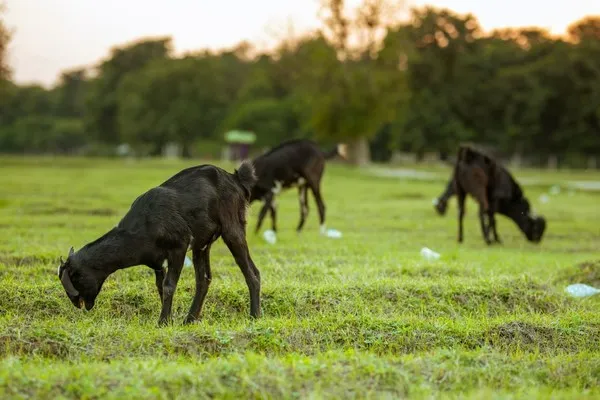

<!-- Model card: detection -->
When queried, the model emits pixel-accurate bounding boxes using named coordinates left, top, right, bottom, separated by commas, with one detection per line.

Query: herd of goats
left=57, top=139, right=547, bottom=325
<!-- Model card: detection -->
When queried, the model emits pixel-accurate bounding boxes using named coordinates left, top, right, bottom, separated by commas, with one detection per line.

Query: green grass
left=0, top=156, right=599, bottom=399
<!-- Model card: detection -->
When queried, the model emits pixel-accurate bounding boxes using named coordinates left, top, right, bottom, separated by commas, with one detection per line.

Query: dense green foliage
left=0, top=157, right=599, bottom=397
left=1, top=3, right=599, bottom=165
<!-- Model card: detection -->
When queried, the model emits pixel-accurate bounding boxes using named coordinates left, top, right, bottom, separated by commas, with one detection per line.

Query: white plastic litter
left=420, top=247, right=440, bottom=261
left=184, top=256, right=193, bottom=268
left=565, top=283, right=600, bottom=298
left=549, top=185, right=561, bottom=195
left=539, top=194, right=550, bottom=204
left=263, top=229, right=277, bottom=244
left=325, top=229, right=342, bottom=238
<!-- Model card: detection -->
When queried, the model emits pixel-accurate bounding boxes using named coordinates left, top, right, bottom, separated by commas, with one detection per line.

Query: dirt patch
left=26, top=207, right=117, bottom=217
left=484, top=321, right=600, bottom=353
left=555, top=260, right=600, bottom=287
left=489, top=321, right=556, bottom=345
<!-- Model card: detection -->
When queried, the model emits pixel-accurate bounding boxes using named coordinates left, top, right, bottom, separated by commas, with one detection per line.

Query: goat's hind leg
left=307, top=180, right=326, bottom=234
left=183, top=243, right=213, bottom=325
left=154, top=266, right=166, bottom=302
left=457, top=189, right=466, bottom=243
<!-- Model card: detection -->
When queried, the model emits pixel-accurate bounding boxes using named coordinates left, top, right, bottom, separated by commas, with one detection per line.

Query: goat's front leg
left=183, top=244, right=212, bottom=325
left=489, top=200, right=501, bottom=244
left=158, top=249, right=186, bottom=326
left=269, top=200, right=277, bottom=232
left=296, top=185, right=309, bottom=232
left=222, top=230, right=261, bottom=318
left=478, top=204, right=492, bottom=245
left=255, top=194, right=274, bottom=234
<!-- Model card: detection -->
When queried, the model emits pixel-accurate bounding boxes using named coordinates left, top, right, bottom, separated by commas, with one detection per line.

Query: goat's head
left=433, top=197, right=448, bottom=215
left=504, top=198, right=547, bottom=243
left=249, top=184, right=269, bottom=204
left=57, top=247, right=102, bottom=311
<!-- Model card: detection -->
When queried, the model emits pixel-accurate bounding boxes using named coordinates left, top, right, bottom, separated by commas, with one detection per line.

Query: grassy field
left=0, top=156, right=599, bottom=399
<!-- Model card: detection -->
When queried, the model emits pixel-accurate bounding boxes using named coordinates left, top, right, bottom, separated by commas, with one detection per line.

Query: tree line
left=1, top=1, right=599, bottom=167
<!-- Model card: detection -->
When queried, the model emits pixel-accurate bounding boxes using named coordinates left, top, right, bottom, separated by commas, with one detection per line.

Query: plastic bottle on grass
left=263, top=229, right=277, bottom=244
left=420, top=247, right=440, bottom=261
left=565, top=283, right=600, bottom=298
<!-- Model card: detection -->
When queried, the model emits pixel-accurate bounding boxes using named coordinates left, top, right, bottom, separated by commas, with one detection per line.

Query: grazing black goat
left=57, top=161, right=261, bottom=325
left=447, top=145, right=546, bottom=244
left=249, top=139, right=347, bottom=234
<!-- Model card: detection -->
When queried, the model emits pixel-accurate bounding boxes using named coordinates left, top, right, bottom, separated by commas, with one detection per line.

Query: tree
left=117, top=52, right=251, bottom=156
left=311, top=0, right=406, bottom=165
left=54, top=68, right=88, bottom=118
left=0, top=1, right=11, bottom=82
left=85, top=37, right=173, bottom=145
left=389, top=7, right=484, bottom=158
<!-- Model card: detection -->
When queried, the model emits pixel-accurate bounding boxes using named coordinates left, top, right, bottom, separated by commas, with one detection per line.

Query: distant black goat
left=57, top=161, right=261, bottom=325
left=448, top=145, right=546, bottom=244
left=249, top=139, right=347, bottom=234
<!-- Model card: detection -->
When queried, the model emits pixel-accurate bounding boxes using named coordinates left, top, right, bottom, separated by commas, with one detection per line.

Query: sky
left=5, top=0, right=600, bottom=86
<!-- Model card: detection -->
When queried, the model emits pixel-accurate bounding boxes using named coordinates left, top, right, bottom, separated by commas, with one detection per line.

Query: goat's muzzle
left=528, top=216, right=547, bottom=243
left=434, top=199, right=448, bottom=216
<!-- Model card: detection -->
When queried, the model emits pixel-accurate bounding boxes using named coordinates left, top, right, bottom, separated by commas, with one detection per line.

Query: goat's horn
left=68, top=247, right=74, bottom=257
left=60, top=270, right=79, bottom=297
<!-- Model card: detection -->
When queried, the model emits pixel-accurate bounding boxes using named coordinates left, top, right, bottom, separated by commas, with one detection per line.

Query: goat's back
left=120, top=165, right=247, bottom=242
left=455, top=146, right=524, bottom=201
left=253, top=139, right=324, bottom=180
left=454, top=146, right=496, bottom=194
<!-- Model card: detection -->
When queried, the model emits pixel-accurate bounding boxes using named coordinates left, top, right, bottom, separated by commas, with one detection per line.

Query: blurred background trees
left=0, top=1, right=599, bottom=167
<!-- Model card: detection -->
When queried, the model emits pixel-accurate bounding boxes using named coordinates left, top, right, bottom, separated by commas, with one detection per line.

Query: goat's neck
left=74, top=228, right=141, bottom=276
left=440, top=179, right=455, bottom=201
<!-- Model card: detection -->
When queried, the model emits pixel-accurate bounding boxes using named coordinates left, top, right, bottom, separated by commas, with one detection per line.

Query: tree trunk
left=347, top=137, right=371, bottom=166
left=547, top=154, right=558, bottom=170
left=587, top=156, right=597, bottom=170
left=181, top=142, right=192, bottom=159
left=150, top=142, right=164, bottom=157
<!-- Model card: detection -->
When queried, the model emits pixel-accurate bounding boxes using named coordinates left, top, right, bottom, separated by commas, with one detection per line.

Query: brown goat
left=453, top=145, right=546, bottom=244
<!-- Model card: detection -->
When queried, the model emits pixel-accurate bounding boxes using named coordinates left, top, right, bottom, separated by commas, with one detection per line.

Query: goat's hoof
left=183, top=315, right=199, bottom=325
left=158, top=318, right=172, bottom=327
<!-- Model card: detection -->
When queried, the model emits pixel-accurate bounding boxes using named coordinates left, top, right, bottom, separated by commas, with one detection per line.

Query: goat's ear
left=69, top=247, right=74, bottom=257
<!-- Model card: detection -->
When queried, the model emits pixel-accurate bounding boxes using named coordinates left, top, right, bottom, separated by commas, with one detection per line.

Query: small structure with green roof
left=224, top=130, right=256, bottom=161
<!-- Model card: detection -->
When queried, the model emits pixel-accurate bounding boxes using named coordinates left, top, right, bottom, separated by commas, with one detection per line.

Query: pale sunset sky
left=5, top=0, right=600, bottom=86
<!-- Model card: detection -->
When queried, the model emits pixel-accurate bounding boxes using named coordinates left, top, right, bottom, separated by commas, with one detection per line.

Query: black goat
left=57, top=161, right=261, bottom=325
left=448, top=145, right=546, bottom=244
left=249, top=139, right=346, bottom=234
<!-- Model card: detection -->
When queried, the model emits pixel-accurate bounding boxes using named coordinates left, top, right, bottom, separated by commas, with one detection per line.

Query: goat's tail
left=323, top=143, right=348, bottom=160
left=234, top=160, right=257, bottom=199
